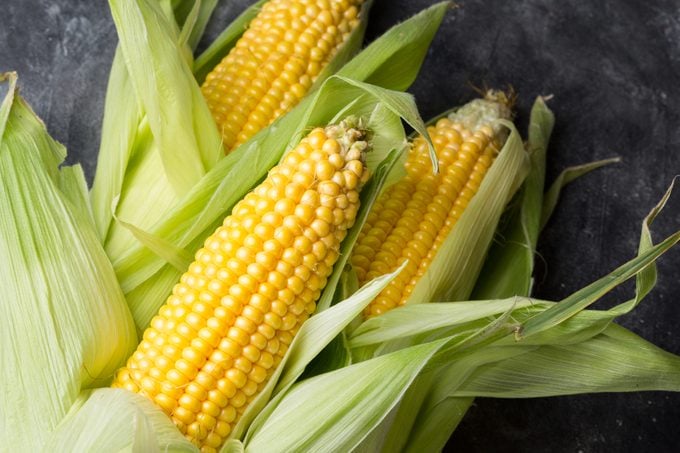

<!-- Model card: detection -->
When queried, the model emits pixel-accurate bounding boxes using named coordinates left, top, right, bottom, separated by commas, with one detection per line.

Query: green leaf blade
left=472, top=96, right=554, bottom=300
left=47, top=389, right=197, bottom=453
left=456, top=324, right=680, bottom=398
left=0, top=78, right=137, bottom=449
left=244, top=342, right=442, bottom=453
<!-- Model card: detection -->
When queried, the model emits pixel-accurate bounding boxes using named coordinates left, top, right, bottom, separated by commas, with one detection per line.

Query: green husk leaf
left=349, top=298, right=538, bottom=348
left=90, top=47, right=142, bottom=241
left=109, top=0, right=222, bottom=190
left=100, top=0, right=223, bottom=262
left=512, top=181, right=675, bottom=345
left=392, top=316, right=522, bottom=453
left=0, top=74, right=137, bottom=449
left=354, top=307, right=519, bottom=453
left=338, top=2, right=449, bottom=91
left=455, top=323, right=680, bottom=397
left=0, top=72, right=16, bottom=134
left=521, top=230, right=679, bottom=339
left=112, top=212, right=194, bottom=272
left=57, top=164, right=95, bottom=231
left=403, top=346, right=535, bottom=452
left=356, top=373, right=436, bottom=453
left=367, top=102, right=409, bottom=188
left=402, top=397, right=474, bottom=453
left=244, top=341, right=443, bottom=453
left=472, top=96, right=554, bottom=299
left=104, top=128, right=179, bottom=261
left=46, top=389, right=197, bottom=452
left=176, top=0, right=218, bottom=52
left=176, top=0, right=202, bottom=56
left=540, top=157, right=620, bottom=230
left=91, top=0, right=218, bottom=242
left=222, top=439, right=245, bottom=453
left=170, top=0, right=217, bottom=46
left=586, top=178, right=674, bottom=319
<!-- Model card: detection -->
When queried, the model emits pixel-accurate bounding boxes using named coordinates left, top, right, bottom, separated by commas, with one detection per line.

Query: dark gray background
left=2, top=0, right=679, bottom=451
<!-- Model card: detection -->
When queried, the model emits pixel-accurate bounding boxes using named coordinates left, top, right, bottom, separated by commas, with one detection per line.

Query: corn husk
left=8, top=2, right=680, bottom=449
left=470, top=97, right=556, bottom=300
left=0, top=73, right=137, bottom=450
left=234, top=100, right=680, bottom=453
left=91, top=0, right=449, bottom=331
left=46, top=388, right=194, bottom=452
left=93, top=0, right=231, bottom=260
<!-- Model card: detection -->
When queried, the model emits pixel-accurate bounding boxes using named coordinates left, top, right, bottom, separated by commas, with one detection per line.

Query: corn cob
left=112, top=119, right=369, bottom=451
left=202, top=0, right=364, bottom=153
left=351, top=94, right=512, bottom=318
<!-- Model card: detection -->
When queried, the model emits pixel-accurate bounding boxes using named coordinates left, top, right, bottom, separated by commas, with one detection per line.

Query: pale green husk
left=46, top=389, right=195, bottom=452
left=0, top=73, right=137, bottom=450
left=471, top=96, right=556, bottom=300
left=94, top=0, right=225, bottom=262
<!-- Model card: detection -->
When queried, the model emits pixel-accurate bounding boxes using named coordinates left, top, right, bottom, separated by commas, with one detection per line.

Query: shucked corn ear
left=112, top=119, right=369, bottom=451
left=352, top=93, right=512, bottom=317
left=202, top=0, right=364, bottom=152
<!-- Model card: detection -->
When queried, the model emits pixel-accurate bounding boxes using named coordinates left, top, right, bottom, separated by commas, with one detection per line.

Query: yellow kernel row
left=351, top=117, right=502, bottom=318
left=202, top=0, right=364, bottom=153
left=113, top=120, right=369, bottom=451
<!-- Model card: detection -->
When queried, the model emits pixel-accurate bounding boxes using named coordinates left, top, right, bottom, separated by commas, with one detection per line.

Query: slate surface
left=1, top=0, right=679, bottom=451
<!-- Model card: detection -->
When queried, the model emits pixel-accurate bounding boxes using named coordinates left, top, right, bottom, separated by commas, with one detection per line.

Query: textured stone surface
left=1, top=0, right=679, bottom=451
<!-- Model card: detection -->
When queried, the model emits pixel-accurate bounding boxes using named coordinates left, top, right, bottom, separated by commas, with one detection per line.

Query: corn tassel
left=112, top=119, right=369, bottom=451
left=201, top=0, right=364, bottom=153
left=351, top=93, right=512, bottom=317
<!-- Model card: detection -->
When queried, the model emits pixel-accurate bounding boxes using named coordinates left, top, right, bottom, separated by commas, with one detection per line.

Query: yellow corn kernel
left=202, top=0, right=364, bottom=153
left=112, top=119, right=369, bottom=450
left=351, top=94, right=512, bottom=318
